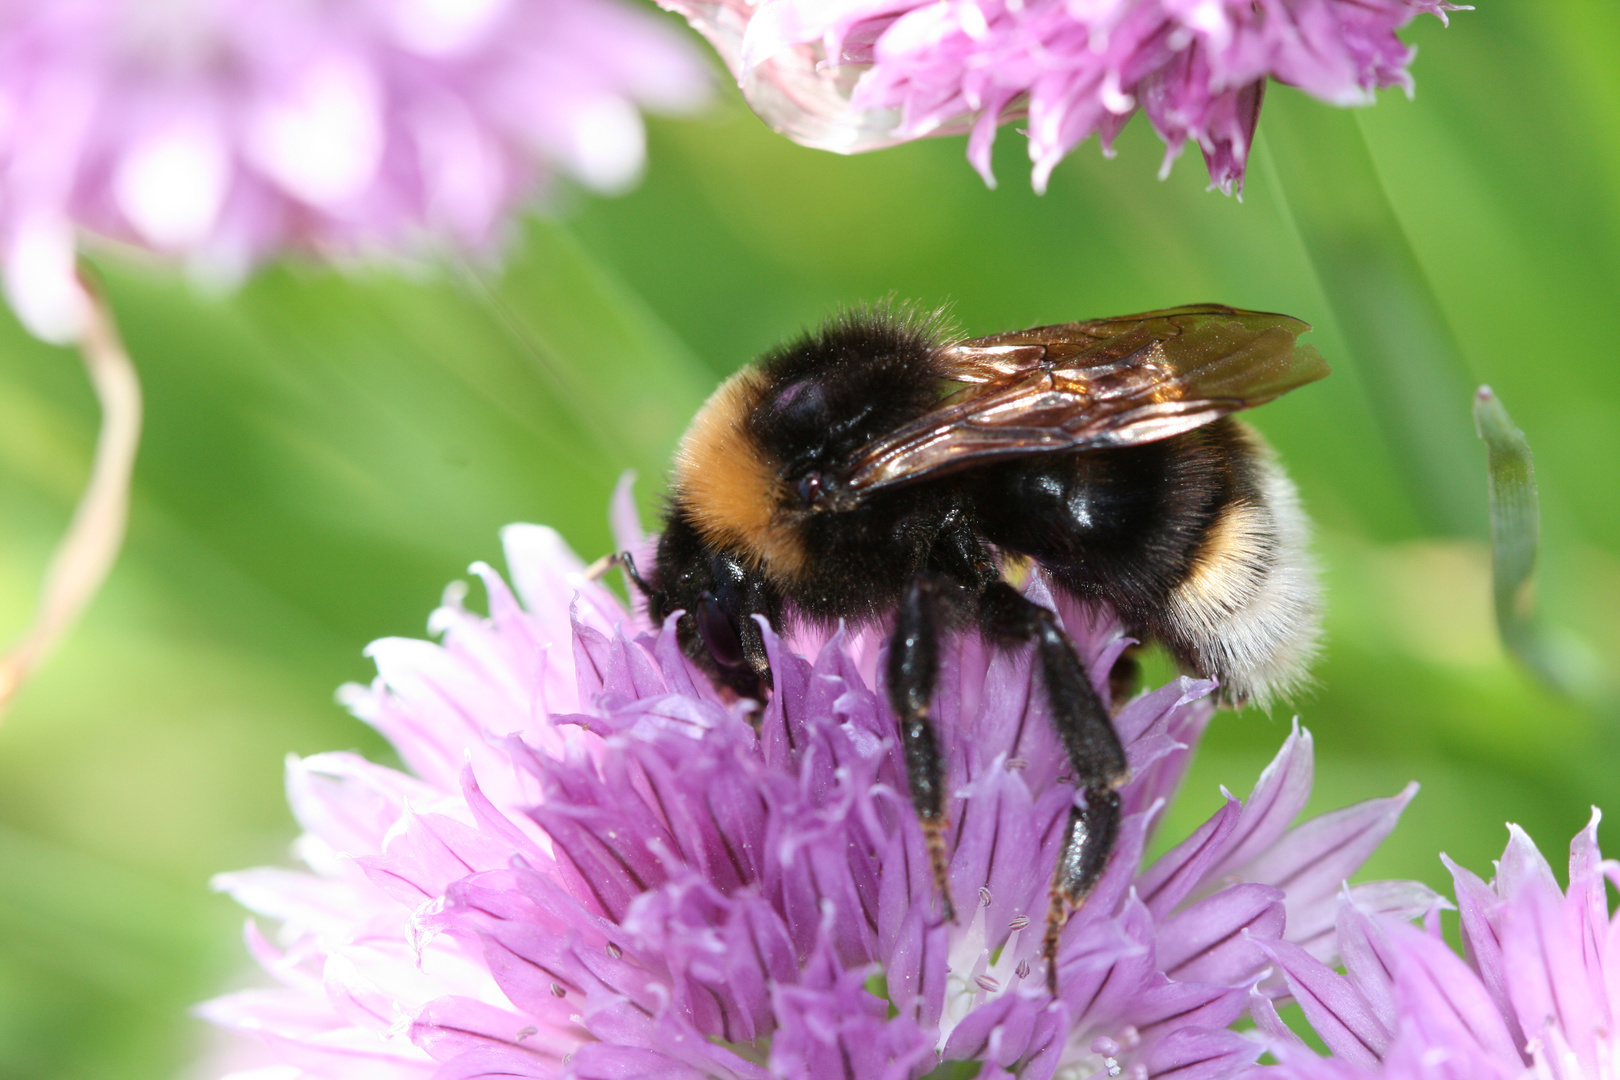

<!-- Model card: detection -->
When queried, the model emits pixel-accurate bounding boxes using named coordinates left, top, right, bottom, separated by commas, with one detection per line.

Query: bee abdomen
left=1159, top=435, right=1321, bottom=708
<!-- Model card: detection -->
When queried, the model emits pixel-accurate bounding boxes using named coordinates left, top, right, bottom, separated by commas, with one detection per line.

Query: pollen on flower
left=200, top=496, right=1433, bottom=1080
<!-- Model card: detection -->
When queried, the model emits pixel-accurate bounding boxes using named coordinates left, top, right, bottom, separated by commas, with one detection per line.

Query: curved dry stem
left=0, top=276, right=142, bottom=716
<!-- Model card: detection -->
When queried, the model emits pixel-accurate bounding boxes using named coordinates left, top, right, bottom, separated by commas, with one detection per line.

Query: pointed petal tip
left=1503, top=821, right=1543, bottom=859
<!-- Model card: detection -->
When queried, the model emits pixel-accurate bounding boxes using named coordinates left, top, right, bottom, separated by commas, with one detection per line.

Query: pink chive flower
left=1251, top=812, right=1620, bottom=1080
left=200, top=485, right=1434, bottom=1080
left=0, top=0, right=708, bottom=343
left=661, top=0, right=1460, bottom=194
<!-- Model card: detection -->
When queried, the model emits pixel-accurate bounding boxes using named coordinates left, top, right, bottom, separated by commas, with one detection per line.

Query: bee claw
left=1043, top=889, right=1068, bottom=995
left=923, top=818, right=957, bottom=924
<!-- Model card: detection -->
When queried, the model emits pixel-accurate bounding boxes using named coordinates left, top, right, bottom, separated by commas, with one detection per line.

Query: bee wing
left=837, top=305, right=1328, bottom=495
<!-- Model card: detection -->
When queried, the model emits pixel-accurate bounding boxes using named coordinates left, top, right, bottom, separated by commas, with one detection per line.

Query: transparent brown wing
left=836, top=304, right=1328, bottom=497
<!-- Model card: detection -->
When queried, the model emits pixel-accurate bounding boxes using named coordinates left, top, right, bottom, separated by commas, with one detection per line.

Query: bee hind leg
left=978, top=582, right=1127, bottom=996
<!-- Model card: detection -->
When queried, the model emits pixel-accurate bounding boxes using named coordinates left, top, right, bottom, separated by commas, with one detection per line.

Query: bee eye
left=695, top=592, right=745, bottom=669
left=796, top=471, right=825, bottom=507
left=773, top=380, right=829, bottom=426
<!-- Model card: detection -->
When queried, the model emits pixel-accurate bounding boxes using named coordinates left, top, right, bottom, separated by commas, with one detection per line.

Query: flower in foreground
left=0, top=0, right=708, bottom=344
left=201, top=493, right=1432, bottom=1080
left=1253, top=812, right=1620, bottom=1080
left=661, top=0, right=1459, bottom=194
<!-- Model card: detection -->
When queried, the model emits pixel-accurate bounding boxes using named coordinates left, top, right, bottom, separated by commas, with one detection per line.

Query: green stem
left=1473, top=387, right=1539, bottom=648
left=1261, top=90, right=1483, bottom=538
left=1471, top=385, right=1600, bottom=699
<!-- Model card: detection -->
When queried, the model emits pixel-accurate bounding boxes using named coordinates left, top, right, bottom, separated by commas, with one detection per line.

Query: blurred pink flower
left=199, top=487, right=1435, bottom=1080
left=662, top=0, right=1458, bottom=193
left=0, top=0, right=709, bottom=342
left=1253, top=811, right=1620, bottom=1080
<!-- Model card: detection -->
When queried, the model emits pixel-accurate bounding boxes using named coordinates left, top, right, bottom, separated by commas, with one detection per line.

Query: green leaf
left=920, top=1060, right=984, bottom=1080
left=481, top=218, right=716, bottom=480
left=1261, top=90, right=1484, bottom=538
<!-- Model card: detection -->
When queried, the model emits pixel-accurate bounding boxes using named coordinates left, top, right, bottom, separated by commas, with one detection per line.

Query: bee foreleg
left=612, top=551, right=655, bottom=598
left=738, top=576, right=776, bottom=690
left=887, top=573, right=958, bottom=924
left=978, top=582, right=1127, bottom=995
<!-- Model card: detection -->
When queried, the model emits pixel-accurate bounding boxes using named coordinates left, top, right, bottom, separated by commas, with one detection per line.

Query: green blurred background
left=1, top=3, right=1617, bottom=1077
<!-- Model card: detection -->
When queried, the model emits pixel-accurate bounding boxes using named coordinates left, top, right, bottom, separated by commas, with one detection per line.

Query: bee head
left=648, top=509, right=773, bottom=699
left=747, top=309, right=944, bottom=479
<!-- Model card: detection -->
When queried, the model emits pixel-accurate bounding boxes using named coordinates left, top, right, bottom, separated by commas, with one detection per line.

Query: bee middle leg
left=978, top=581, right=1128, bottom=994
left=887, top=573, right=960, bottom=923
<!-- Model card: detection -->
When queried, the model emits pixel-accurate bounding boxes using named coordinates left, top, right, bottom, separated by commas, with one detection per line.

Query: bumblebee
left=622, top=304, right=1326, bottom=987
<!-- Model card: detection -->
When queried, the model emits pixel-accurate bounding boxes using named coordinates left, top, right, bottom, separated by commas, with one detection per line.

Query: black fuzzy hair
left=746, top=303, right=955, bottom=472
left=758, top=300, right=954, bottom=375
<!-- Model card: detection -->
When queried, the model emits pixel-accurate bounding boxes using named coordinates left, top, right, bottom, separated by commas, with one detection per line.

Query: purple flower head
left=660, top=0, right=1461, bottom=193
left=1253, top=812, right=1620, bottom=1080
left=0, top=0, right=708, bottom=342
left=201, top=485, right=1432, bottom=1080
